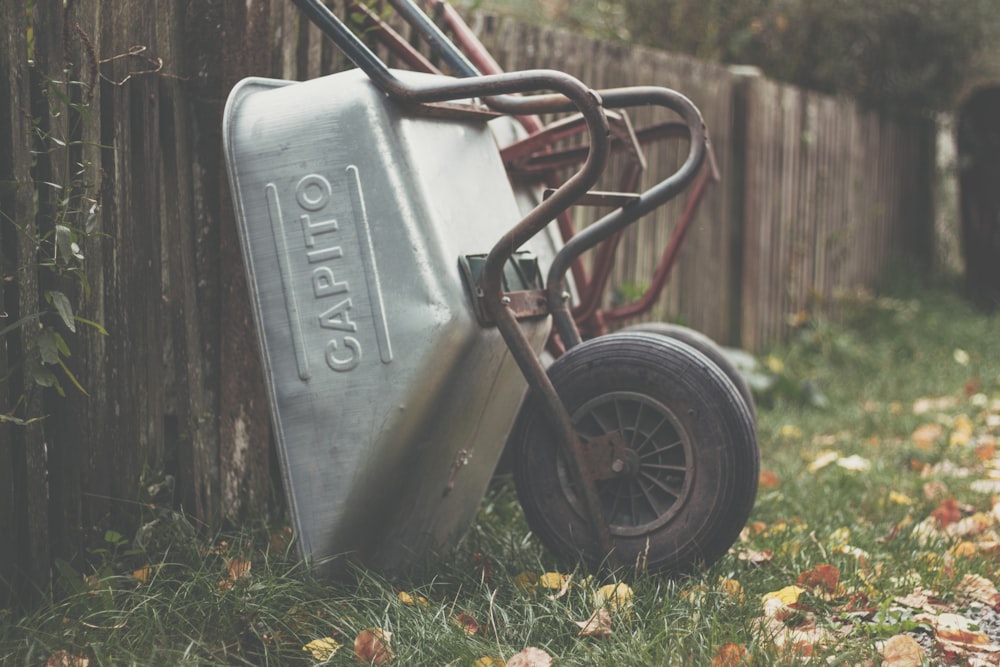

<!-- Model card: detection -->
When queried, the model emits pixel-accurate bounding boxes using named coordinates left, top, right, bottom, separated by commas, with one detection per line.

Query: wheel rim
left=555, top=391, right=694, bottom=537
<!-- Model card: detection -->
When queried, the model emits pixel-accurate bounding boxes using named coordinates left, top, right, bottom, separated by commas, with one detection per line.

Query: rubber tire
left=512, top=332, right=759, bottom=574
left=622, top=322, right=757, bottom=423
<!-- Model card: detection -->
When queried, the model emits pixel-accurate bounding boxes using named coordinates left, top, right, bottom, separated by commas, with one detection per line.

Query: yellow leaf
left=594, top=582, right=634, bottom=615
left=889, top=491, right=913, bottom=505
left=779, top=424, right=802, bottom=440
left=719, top=578, right=745, bottom=602
left=539, top=572, right=569, bottom=590
left=303, top=637, right=340, bottom=661
left=473, top=658, right=505, bottom=667
left=397, top=591, right=428, bottom=607
left=132, top=564, right=157, bottom=583
left=950, top=414, right=974, bottom=447
left=762, top=585, right=805, bottom=609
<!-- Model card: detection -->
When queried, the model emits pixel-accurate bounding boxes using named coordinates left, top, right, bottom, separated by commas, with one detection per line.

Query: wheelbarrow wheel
left=621, top=322, right=757, bottom=422
left=512, top=332, right=759, bottom=574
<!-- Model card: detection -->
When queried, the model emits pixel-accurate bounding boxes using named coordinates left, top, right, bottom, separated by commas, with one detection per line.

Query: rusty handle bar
left=545, top=87, right=708, bottom=350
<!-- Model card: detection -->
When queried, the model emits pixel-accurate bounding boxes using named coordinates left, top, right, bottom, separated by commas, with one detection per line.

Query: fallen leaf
left=711, top=642, right=748, bottom=666
left=46, top=651, right=89, bottom=667
left=594, top=583, right=633, bottom=615
left=762, top=585, right=805, bottom=610
left=808, top=450, right=840, bottom=472
left=878, top=634, right=925, bottom=666
left=779, top=424, right=802, bottom=439
left=913, top=423, right=943, bottom=449
left=837, top=454, right=871, bottom=472
left=932, top=498, right=963, bottom=529
left=473, top=658, right=505, bottom=667
left=227, top=557, right=252, bottom=581
left=796, top=564, right=839, bottom=596
left=132, top=564, right=156, bottom=583
left=539, top=572, right=571, bottom=594
left=889, top=491, right=914, bottom=505
left=759, top=470, right=780, bottom=488
left=506, top=647, right=552, bottom=667
left=268, top=526, right=293, bottom=554
left=959, top=574, right=1000, bottom=608
left=915, top=612, right=1000, bottom=657
left=574, top=607, right=613, bottom=638
left=354, top=628, right=393, bottom=665
left=514, top=571, right=539, bottom=591
left=397, top=591, right=428, bottom=607
left=719, top=578, right=745, bottom=602
left=735, top=547, right=773, bottom=564
left=303, top=637, right=341, bottom=661
left=455, top=612, right=479, bottom=635
left=913, top=396, right=957, bottom=415
left=951, top=415, right=975, bottom=447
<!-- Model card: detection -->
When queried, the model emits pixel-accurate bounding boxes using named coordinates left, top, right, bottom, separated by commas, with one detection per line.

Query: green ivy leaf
left=37, top=330, right=60, bottom=365
left=47, top=290, right=76, bottom=332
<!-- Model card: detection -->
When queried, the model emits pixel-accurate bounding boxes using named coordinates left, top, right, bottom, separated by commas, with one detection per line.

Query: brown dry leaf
left=959, top=574, right=1000, bottom=609
left=895, top=587, right=946, bottom=614
left=218, top=557, right=252, bottom=592
left=455, top=612, right=479, bottom=635
left=878, top=634, right=926, bottom=666
left=513, top=571, right=539, bottom=591
left=506, top=647, right=552, bottom=667
left=574, top=607, right=613, bottom=638
left=932, top=498, right=963, bottom=528
left=46, top=651, right=89, bottom=667
left=711, top=642, right=749, bottom=666
left=354, top=628, right=394, bottom=665
left=796, top=564, right=839, bottom=596
left=915, top=612, right=1000, bottom=658
left=268, top=526, right=293, bottom=554
left=735, top=547, right=773, bottom=565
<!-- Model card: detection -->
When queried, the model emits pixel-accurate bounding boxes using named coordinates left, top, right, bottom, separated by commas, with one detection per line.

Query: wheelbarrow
left=223, top=0, right=759, bottom=575
left=345, top=0, right=757, bottom=416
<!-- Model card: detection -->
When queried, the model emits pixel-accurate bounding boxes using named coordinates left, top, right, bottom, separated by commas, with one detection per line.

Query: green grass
left=2, top=285, right=999, bottom=665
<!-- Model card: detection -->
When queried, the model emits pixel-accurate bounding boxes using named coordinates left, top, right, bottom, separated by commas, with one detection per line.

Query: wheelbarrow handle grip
left=545, top=87, right=708, bottom=350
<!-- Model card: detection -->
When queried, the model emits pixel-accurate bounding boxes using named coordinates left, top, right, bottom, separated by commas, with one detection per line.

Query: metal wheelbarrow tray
left=223, top=0, right=760, bottom=576
left=224, top=69, right=552, bottom=572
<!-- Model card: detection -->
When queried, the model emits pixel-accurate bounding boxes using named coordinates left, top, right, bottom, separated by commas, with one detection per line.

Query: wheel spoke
left=636, top=477, right=665, bottom=518
left=640, top=470, right=682, bottom=498
left=632, top=414, right=672, bottom=455
left=641, top=462, right=688, bottom=473
left=639, top=438, right=684, bottom=460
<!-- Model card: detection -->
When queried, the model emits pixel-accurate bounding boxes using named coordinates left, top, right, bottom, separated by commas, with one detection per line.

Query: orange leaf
left=796, top=564, right=839, bottom=596
left=912, top=423, right=942, bottom=449
left=932, top=498, right=962, bottom=529
left=354, top=628, right=394, bottom=665
left=226, top=557, right=252, bottom=581
left=711, top=643, right=748, bottom=666
left=759, top=470, right=780, bottom=488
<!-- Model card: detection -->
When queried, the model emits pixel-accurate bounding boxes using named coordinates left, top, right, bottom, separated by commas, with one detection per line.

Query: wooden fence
left=0, top=0, right=934, bottom=606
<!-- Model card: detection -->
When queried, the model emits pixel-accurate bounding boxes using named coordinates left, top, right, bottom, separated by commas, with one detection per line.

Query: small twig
left=98, top=45, right=164, bottom=87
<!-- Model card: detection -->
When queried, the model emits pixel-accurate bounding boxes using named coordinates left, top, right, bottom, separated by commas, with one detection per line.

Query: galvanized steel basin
left=223, top=69, right=551, bottom=573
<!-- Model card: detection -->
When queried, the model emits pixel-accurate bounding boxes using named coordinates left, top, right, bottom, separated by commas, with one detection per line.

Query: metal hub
left=557, top=391, right=694, bottom=537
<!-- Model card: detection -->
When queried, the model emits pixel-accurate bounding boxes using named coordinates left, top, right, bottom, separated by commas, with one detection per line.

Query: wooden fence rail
left=0, top=0, right=933, bottom=606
